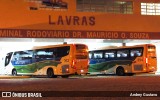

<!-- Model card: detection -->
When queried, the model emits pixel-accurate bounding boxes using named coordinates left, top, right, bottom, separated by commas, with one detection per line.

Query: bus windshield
left=75, top=44, right=88, bottom=52
left=75, top=44, right=88, bottom=59
left=148, top=46, right=156, bottom=57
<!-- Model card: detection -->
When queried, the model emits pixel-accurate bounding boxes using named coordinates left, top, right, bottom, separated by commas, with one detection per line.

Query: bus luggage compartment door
left=75, top=59, right=88, bottom=75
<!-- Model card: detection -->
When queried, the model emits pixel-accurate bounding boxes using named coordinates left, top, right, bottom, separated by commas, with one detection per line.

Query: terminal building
left=0, top=0, right=160, bottom=73
left=0, top=0, right=160, bottom=39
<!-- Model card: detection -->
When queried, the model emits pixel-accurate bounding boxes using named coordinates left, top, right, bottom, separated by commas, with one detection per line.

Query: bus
left=2, top=43, right=89, bottom=78
left=89, top=44, right=157, bottom=76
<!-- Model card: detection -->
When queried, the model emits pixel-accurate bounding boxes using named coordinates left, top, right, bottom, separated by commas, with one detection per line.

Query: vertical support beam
left=134, top=0, right=141, bottom=15
left=122, top=43, right=126, bottom=46
left=122, top=40, right=126, bottom=46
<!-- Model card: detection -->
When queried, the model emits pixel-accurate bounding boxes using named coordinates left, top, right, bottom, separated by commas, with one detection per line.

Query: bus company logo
left=26, top=0, right=68, bottom=11
left=2, top=92, right=11, bottom=97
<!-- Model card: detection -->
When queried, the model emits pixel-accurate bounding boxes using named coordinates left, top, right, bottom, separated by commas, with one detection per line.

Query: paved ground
left=0, top=73, right=160, bottom=100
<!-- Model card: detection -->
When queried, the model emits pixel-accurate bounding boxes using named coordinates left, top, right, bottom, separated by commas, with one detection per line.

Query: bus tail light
left=66, top=68, right=69, bottom=73
left=87, top=60, right=90, bottom=69
left=146, top=58, right=148, bottom=64
left=88, top=60, right=90, bottom=65
left=72, top=60, right=76, bottom=69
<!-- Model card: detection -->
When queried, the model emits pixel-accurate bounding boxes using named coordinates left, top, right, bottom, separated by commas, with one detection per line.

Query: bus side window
left=105, top=51, right=115, bottom=58
left=56, top=46, right=70, bottom=58
left=117, top=50, right=129, bottom=58
left=117, top=54, right=121, bottom=57
left=130, top=49, right=142, bottom=57
left=89, top=53, right=92, bottom=59
left=135, top=53, right=141, bottom=56
left=109, top=54, right=114, bottom=58
left=36, top=49, right=53, bottom=60
left=14, top=58, right=18, bottom=61
left=11, top=50, right=33, bottom=65
left=94, top=52, right=103, bottom=59
left=105, top=54, right=109, bottom=58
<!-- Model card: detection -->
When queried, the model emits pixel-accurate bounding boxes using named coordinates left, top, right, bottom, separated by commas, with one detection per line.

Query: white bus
left=2, top=44, right=89, bottom=78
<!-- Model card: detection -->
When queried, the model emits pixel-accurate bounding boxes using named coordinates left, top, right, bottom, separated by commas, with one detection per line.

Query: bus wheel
left=116, top=67, right=125, bottom=76
left=12, top=69, right=17, bottom=76
left=47, top=68, right=56, bottom=78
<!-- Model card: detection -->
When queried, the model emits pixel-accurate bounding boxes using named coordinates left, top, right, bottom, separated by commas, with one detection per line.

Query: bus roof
left=7, top=43, right=87, bottom=52
left=89, top=44, right=155, bottom=51
left=33, top=43, right=87, bottom=50
left=32, top=44, right=72, bottom=50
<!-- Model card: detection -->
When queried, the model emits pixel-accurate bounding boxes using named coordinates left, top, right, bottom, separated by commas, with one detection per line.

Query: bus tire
left=12, top=69, right=17, bottom=76
left=116, top=67, right=125, bottom=76
left=47, top=68, right=57, bottom=78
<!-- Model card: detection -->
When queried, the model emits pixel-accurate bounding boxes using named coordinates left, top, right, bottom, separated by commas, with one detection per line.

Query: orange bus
left=89, top=44, right=157, bottom=76
left=3, top=43, right=89, bottom=78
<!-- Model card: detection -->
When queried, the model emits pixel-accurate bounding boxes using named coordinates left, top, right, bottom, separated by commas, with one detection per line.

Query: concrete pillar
left=122, top=43, right=126, bottom=46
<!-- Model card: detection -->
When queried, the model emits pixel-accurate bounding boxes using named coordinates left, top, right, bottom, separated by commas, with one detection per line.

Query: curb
left=0, top=75, right=31, bottom=79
